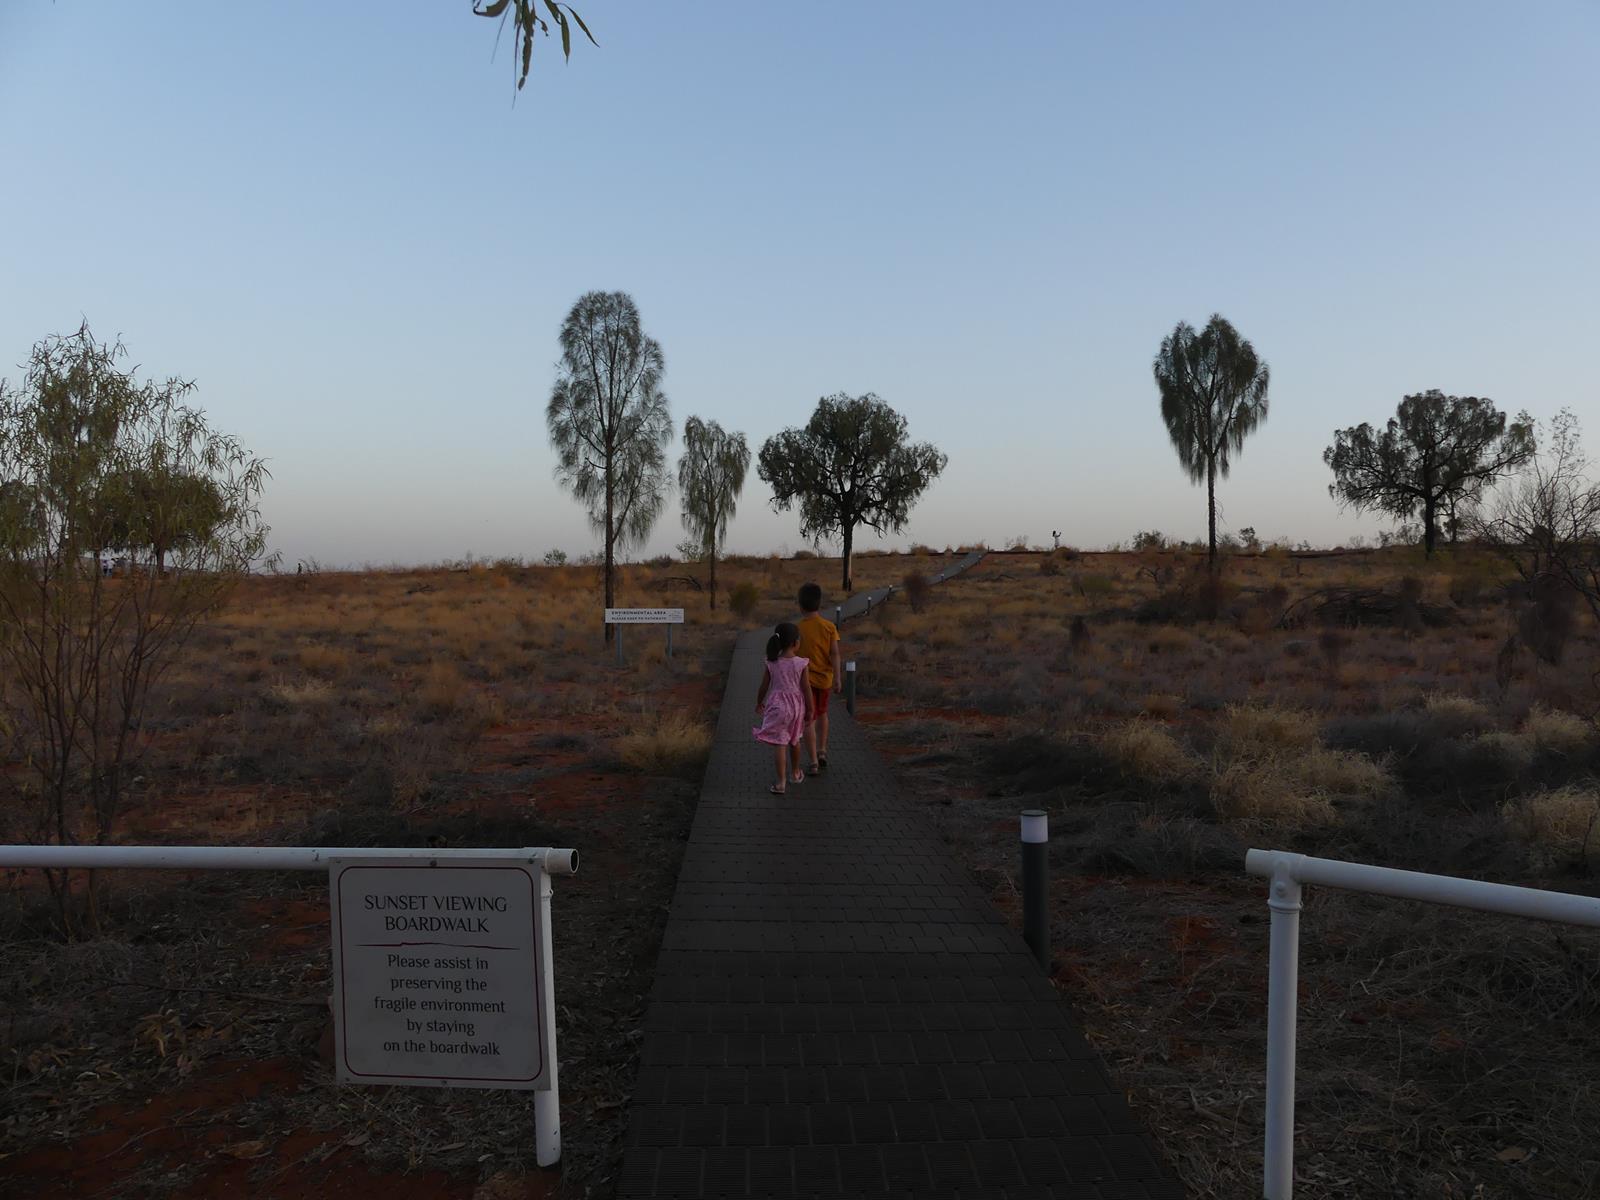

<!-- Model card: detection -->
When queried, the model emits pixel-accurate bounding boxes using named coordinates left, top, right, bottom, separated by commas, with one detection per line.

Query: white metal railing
left=1244, top=849, right=1600, bottom=1199
left=0, top=843, right=578, bottom=1165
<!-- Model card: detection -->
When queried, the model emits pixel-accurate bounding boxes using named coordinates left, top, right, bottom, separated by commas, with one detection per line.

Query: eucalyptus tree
left=1327, top=390, right=1534, bottom=557
left=678, top=417, right=749, bottom=610
left=1154, top=314, right=1271, bottom=569
left=546, top=291, right=672, bottom=632
left=758, top=393, right=947, bottom=592
left=0, top=324, right=271, bottom=931
left=473, top=0, right=596, bottom=89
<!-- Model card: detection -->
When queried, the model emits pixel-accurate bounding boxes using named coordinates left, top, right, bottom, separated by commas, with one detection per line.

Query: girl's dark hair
left=767, top=621, right=801, bottom=661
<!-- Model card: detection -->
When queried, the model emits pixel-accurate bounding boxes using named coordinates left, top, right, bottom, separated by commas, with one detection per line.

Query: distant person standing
left=795, top=582, right=842, bottom=773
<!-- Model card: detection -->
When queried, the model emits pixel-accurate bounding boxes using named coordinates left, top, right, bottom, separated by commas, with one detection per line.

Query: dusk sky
left=3, top=2, right=1596, bottom=567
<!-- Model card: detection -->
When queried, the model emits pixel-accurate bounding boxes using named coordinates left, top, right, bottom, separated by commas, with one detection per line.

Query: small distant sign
left=604, top=607, right=684, bottom=624
left=329, top=858, right=550, bottom=1090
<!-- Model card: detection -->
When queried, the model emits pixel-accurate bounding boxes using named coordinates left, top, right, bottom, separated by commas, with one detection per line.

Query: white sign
left=329, top=857, right=550, bottom=1090
left=603, top=607, right=684, bottom=624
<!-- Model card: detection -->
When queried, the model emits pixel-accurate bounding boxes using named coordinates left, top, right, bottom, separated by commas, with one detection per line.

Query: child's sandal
left=768, top=784, right=785, bottom=795
left=791, top=770, right=805, bottom=784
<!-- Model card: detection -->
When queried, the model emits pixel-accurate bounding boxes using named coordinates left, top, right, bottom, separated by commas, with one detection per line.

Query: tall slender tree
left=546, top=291, right=671, bottom=637
left=1154, top=314, right=1271, bottom=569
left=678, top=416, right=749, bottom=610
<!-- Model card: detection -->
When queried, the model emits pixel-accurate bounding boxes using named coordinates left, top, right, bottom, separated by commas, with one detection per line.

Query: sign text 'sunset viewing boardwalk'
left=620, top=558, right=1183, bottom=1199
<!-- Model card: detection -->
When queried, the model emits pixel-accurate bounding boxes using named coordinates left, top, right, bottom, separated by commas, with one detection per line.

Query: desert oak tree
left=1325, top=391, right=1534, bottom=557
left=678, top=416, right=749, bottom=610
left=1154, top=314, right=1271, bottom=569
left=0, top=325, right=271, bottom=931
left=547, top=291, right=672, bottom=634
left=757, top=393, right=947, bottom=592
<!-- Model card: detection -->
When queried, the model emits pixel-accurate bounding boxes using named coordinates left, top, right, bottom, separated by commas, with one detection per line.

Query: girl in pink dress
left=753, top=622, right=815, bottom=794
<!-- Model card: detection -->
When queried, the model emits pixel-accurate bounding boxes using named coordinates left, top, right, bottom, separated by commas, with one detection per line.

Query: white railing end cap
left=538, top=847, right=579, bottom=876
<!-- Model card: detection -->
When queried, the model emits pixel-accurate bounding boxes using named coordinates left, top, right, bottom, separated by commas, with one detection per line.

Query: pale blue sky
left=3, top=2, right=1596, bottom=566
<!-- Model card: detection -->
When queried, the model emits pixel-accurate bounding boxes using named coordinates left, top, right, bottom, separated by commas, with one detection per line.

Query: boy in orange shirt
left=795, top=582, right=842, bottom=772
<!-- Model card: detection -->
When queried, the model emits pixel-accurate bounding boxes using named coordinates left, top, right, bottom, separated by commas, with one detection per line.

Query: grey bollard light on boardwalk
left=844, top=659, right=856, bottom=715
left=1022, top=808, right=1049, bottom=970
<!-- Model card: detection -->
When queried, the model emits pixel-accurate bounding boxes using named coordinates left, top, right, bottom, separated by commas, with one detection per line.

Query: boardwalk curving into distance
left=619, top=554, right=1183, bottom=1199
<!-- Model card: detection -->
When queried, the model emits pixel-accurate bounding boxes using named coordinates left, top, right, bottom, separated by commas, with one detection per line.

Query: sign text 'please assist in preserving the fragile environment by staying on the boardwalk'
left=329, top=858, right=551, bottom=1090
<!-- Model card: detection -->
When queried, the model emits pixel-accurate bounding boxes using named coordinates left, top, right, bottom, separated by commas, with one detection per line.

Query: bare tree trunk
left=604, top=474, right=615, bottom=644
left=1207, top=458, right=1218, bottom=571
left=1423, top=494, right=1438, bottom=557
left=709, top=547, right=717, bottom=610
left=841, top=525, right=854, bottom=592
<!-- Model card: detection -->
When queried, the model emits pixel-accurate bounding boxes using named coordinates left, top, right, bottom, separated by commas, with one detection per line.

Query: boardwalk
left=619, top=557, right=1181, bottom=1199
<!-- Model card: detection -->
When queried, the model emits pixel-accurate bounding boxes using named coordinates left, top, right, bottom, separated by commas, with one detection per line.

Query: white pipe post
left=844, top=660, right=857, bottom=716
left=535, top=866, right=561, bottom=1167
left=1263, top=860, right=1303, bottom=1200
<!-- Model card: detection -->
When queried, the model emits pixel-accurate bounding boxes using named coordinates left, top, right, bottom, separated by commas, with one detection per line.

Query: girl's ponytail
left=765, top=634, right=783, bottom=661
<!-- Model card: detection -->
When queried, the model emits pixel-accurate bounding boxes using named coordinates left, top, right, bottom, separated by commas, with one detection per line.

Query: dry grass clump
left=616, top=710, right=712, bottom=778
left=1422, top=691, right=1494, bottom=736
left=1208, top=704, right=1389, bottom=822
left=1522, top=705, right=1594, bottom=756
left=268, top=678, right=335, bottom=707
left=1502, top=786, right=1600, bottom=868
left=1216, top=702, right=1318, bottom=754
left=1209, top=757, right=1338, bottom=823
left=1294, top=745, right=1392, bottom=799
left=416, top=662, right=465, bottom=719
left=1101, top=720, right=1199, bottom=784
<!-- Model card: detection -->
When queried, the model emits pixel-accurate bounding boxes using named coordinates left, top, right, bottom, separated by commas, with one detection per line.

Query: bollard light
left=1021, top=809, right=1049, bottom=971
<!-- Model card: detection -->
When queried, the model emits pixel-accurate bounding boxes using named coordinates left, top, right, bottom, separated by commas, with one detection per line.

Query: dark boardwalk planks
left=619, top=556, right=1182, bottom=1199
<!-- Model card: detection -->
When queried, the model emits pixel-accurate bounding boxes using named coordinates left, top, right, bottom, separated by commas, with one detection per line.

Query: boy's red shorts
left=811, top=686, right=830, bottom=717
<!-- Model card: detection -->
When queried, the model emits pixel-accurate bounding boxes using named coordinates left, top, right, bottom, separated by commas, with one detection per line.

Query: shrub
left=1147, top=626, right=1195, bottom=655
left=728, top=581, right=760, bottom=621
left=1131, top=530, right=1168, bottom=552
left=1068, top=615, right=1092, bottom=653
left=616, top=711, right=713, bottom=778
left=902, top=571, right=930, bottom=612
left=1075, top=572, right=1115, bottom=597
left=1039, top=554, right=1062, bottom=577
left=1102, top=720, right=1197, bottom=784
left=792, top=548, right=818, bottom=560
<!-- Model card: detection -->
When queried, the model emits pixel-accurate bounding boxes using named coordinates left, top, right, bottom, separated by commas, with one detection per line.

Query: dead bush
left=1517, top=574, right=1577, bottom=664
